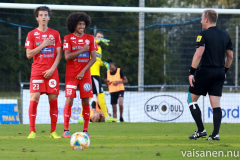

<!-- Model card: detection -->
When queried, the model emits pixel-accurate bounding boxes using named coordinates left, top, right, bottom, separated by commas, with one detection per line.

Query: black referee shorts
left=189, top=66, right=225, bottom=96
left=91, top=76, right=104, bottom=95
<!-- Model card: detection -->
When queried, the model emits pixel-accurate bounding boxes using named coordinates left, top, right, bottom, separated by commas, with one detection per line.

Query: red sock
left=64, top=103, right=72, bottom=131
left=49, top=99, right=58, bottom=133
left=29, top=101, right=38, bottom=133
left=82, top=104, right=90, bottom=132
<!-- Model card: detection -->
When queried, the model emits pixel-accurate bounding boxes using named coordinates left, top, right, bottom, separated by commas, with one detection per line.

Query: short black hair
left=67, top=12, right=91, bottom=33
left=95, top=31, right=104, bottom=37
left=34, top=6, right=51, bottom=17
left=107, top=59, right=114, bottom=64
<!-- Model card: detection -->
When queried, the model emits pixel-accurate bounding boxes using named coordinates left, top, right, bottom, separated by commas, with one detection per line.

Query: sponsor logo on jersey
left=36, top=36, right=40, bottom=39
left=49, top=79, right=57, bottom=88
left=63, top=43, right=68, bottom=49
left=96, top=53, right=102, bottom=58
left=25, top=41, right=30, bottom=46
left=196, top=35, right=202, bottom=42
left=78, top=39, right=83, bottom=42
left=39, top=47, right=55, bottom=53
left=34, top=32, right=40, bottom=35
left=78, top=59, right=89, bottom=63
left=70, top=36, right=76, bottom=40
left=32, top=80, right=44, bottom=83
left=42, top=35, right=47, bottom=38
left=77, top=52, right=89, bottom=58
left=49, top=34, right=54, bottom=39
left=83, top=83, right=91, bottom=91
left=66, top=85, right=77, bottom=89
left=43, top=54, right=54, bottom=58
left=85, top=39, right=90, bottom=45
left=72, top=47, right=76, bottom=50
left=72, top=41, right=76, bottom=44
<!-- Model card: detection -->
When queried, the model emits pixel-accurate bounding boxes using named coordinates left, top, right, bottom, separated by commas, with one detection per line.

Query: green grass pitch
left=0, top=123, right=240, bottom=160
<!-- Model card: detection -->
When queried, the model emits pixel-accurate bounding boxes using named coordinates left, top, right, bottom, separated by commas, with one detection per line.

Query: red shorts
left=65, top=77, right=93, bottom=99
left=30, top=73, right=59, bottom=95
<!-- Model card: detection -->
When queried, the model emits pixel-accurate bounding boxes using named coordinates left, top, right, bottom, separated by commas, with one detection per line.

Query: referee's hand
left=189, top=75, right=195, bottom=87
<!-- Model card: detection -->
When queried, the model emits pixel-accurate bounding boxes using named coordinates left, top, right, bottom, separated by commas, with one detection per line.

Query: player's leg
left=63, top=78, right=78, bottom=138
left=79, top=78, right=93, bottom=137
left=48, top=94, right=61, bottom=139
left=82, top=98, right=90, bottom=132
left=28, top=92, right=40, bottom=138
left=118, top=91, right=124, bottom=122
left=206, top=69, right=224, bottom=141
left=205, top=96, right=221, bottom=140
left=28, top=76, right=46, bottom=138
left=110, top=92, right=118, bottom=119
left=188, top=92, right=206, bottom=139
left=92, top=76, right=118, bottom=122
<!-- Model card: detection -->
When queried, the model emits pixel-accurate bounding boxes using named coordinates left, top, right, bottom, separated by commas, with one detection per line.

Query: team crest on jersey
left=49, top=34, right=54, bottom=39
left=49, top=79, right=57, bottom=88
left=83, top=83, right=91, bottom=91
left=70, top=36, right=76, bottom=40
left=196, top=36, right=202, bottom=42
left=34, top=32, right=40, bottom=36
left=85, top=39, right=90, bottom=45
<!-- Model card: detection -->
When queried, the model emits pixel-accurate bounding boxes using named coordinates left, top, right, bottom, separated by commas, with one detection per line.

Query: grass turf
left=0, top=123, right=240, bottom=160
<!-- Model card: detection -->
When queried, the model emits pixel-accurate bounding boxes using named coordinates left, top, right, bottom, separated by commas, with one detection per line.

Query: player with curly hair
left=62, top=12, right=97, bottom=138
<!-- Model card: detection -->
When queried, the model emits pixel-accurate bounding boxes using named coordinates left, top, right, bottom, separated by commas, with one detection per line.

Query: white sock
left=105, top=116, right=110, bottom=120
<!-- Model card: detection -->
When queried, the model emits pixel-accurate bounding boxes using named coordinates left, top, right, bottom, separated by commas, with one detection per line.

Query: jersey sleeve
left=89, top=35, right=98, bottom=52
left=55, top=32, right=62, bottom=48
left=63, top=35, right=71, bottom=51
left=25, top=32, right=34, bottom=49
left=120, top=69, right=126, bottom=78
left=226, top=34, right=233, bottom=50
left=195, top=31, right=205, bottom=48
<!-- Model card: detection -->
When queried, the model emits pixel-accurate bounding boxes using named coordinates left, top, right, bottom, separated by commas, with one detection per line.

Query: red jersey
left=25, top=28, right=62, bottom=77
left=63, top=33, right=97, bottom=78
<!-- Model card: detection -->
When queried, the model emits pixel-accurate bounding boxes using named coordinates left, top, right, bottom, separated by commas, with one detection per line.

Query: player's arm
left=188, top=46, right=205, bottom=87
left=26, top=38, right=54, bottom=59
left=43, top=47, right=62, bottom=79
left=75, top=50, right=96, bottom=79
left=224, top=49, right=233, bottom=72
left=64, top=44, right=89, bottom=60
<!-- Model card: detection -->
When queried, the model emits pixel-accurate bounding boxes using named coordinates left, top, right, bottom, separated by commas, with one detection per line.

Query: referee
left=188, top=10, right=233, bottom=141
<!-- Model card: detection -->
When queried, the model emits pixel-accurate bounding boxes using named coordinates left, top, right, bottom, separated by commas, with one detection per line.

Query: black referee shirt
left=195, top=26, right=233, bottom=67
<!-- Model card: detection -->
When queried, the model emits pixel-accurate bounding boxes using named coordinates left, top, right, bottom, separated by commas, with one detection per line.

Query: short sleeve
left=120, top=69, right=126, bottom=78
left=25, top=32, right=34, bottom=49
left=227, top=34, right=233, bottom=50
left=55, top=32, right=62, bottom=47
left=89, top=35, right=98, bottom=52
left=63, top=35, right=71, bottom=51
left=195, top=31, right=205, bottom=48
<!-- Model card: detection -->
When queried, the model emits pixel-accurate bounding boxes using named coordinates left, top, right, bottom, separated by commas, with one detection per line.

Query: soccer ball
left=70, top=132, right=90, bottom=150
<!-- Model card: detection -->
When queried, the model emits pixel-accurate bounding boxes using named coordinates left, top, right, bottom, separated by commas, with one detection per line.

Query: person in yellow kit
left=79, top=31, right=118, bottom=123
left=104, top=59, right=128, bottom=122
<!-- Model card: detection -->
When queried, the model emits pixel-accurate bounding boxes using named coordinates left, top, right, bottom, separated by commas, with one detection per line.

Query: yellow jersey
left=90, top=40, right=104, bottom=76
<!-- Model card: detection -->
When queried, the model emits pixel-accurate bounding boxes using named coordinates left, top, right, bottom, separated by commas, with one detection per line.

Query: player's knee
left=66, top=97, right=73, bottom=105
left=82, top=98, right=89, bottom=105
left=91, top=113, right=99, bottom=122
left=30, top=93, right=40, bottom=102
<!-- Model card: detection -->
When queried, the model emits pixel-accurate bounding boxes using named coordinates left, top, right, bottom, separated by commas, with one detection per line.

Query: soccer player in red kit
left=25, top=6, right=62, bottom=139
left=62, top=12, right=97, bottom=138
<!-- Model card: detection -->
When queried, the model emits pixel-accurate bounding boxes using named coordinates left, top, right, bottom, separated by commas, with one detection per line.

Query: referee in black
left=187, top=10, right=233, bottom=141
